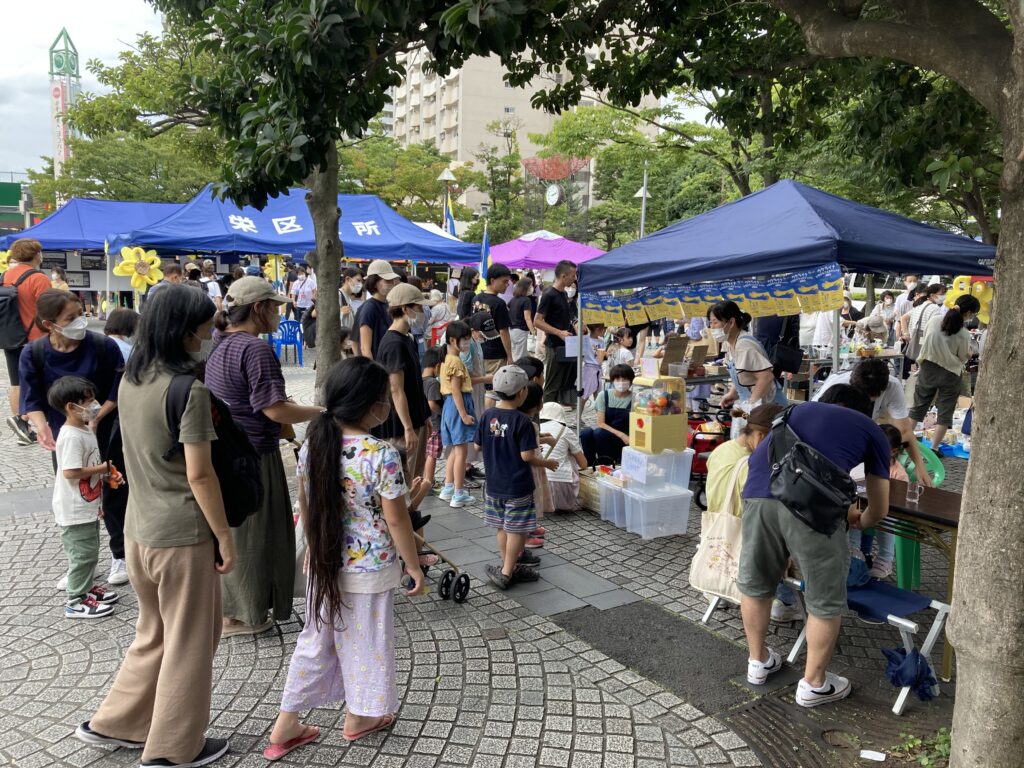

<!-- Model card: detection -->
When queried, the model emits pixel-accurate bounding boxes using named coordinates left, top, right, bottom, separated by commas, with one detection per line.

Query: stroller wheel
left=452, top=573, right=471, bottom=603
left=695, top=484, right=708, bottom=511
left=439, top=569, right=456, bottom=600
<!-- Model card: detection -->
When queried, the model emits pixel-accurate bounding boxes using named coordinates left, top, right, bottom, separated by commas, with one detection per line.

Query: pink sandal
left=263, top=725, right=319, bottom=761
left=343, top=713, right=396, bottom=742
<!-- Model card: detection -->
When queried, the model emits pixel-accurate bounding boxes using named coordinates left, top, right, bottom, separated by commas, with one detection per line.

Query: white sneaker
left=770, top=599, right=804, bottom=623
left=108, top=558, right=129, bottom=586
left=747, top=647, right=782, bottom=685
left=796, top=671, right=852, bottom=707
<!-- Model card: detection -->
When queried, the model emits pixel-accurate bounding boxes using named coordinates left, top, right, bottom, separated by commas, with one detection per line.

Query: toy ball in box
left=633, top=384, right=684, bottom=417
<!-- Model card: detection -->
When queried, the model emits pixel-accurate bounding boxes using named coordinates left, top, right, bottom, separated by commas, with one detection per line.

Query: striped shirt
left=204, top=331, right=287, bottom=452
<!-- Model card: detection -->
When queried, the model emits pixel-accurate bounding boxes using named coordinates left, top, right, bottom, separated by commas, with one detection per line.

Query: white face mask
left=710, top=327, right=727, bottom=342
left=189, top=332, right=214, bottom=362
left=566, top=286, right=577, bottom=299
left=934, top=295, right=946, bottom=304
left=351, top=281, right=363, bottom=294
left=612, top=380, right=630, bottom=393
left=75, top=400, right=102, bottom=422
left=884, top=298, right=893, bottom=306
left=57, top=316, right=88, bottom=341
left=51, top=274, right=59, bottom=282
left=458, top=339, right=471, bottom=354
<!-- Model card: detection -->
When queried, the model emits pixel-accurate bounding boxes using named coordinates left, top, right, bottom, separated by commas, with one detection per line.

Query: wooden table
left=859, top=479, right=961, bottom=680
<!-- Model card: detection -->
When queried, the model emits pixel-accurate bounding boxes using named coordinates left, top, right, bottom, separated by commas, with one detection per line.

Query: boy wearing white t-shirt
left=49, top=377, right=119, bottom=619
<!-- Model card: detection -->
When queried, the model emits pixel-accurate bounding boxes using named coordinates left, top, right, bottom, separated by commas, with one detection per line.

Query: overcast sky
left=0, top=1, right=163, bottom=180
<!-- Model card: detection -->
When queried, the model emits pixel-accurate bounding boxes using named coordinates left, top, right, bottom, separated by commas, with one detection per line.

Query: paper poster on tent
left=581, top=295, right=605, bottom=326
left=676, top=286, right=709, bottom=321
left=766, top=274, right=802, bottom=315
left=743, top=279, right=777, bottom=318
left=699, top=286, right=725, bottom=308
left=601, top=297, right=625, bottom=326
left=719, top=280, right=749, bottom=313
left=794, top=263, right=844, bottom=312
left=622, top=297, right=649, bottom=326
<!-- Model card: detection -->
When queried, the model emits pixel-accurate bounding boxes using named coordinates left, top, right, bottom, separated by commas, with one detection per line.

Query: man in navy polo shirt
left=738, top=387, right=891, bottom=708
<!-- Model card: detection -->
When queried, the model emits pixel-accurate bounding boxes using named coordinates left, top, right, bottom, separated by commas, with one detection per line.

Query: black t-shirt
left=456, top=289, right=475, bottom=319
left=473, top=407, right=538, bottom=499
left=537, top=287, right=572, bottom=348
left=373, top=329, right=427, bottom=439
left=472, top=291, right=511, bottom=360
left=356, top=297, right=391, bottom=358
left=509, top=296, right=533, bottom=331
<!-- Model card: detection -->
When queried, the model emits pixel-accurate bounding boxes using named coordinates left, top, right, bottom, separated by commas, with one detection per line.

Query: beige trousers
left=89, top=537, right=222, bottom=764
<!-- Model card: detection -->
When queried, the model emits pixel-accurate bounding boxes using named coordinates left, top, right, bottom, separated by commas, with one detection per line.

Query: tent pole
left=575, top=313, right=584, bottom=433
left=105, top=248, right=111, bottom=316
left=832, top=307, right=841, bottom=373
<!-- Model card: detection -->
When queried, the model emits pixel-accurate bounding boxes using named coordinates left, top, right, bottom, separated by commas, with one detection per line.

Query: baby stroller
left=688, top=408, right=732, bottom=510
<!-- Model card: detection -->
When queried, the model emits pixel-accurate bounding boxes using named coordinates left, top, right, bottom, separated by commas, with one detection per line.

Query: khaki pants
left=388, top=423, right=429, bottom=481
left=89, top=538, right=222, bottom=764
left=484, top=358, right=505, bottom=376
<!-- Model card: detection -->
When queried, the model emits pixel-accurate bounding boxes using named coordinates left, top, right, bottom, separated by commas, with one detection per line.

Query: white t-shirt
left=53, top=425, right=102, bottom=526
left=201, top=276, right=221, bottom=302
left=601, top=346, right=634, bottom=378
left=728, top=333, right=772, bottom=387
left=540, top=419, right=583, bottom=483
left=812, top=369, right=909, bottom=421
left=292, top=275, right=317, bottom=308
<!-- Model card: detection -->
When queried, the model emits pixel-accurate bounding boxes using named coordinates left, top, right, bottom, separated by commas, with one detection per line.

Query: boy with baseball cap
left=474, top=365, right=559, bottom=589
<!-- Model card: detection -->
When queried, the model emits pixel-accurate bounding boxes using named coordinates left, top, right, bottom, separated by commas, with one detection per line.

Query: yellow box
left=629, top=412, right=688, bottom=455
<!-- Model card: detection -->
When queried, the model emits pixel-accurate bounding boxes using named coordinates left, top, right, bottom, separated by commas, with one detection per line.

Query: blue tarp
left=579, top=180, right=996, bottom=292
left=109, top=185, right=480, bottom=263
left=0, top=198, right=183, bottom=252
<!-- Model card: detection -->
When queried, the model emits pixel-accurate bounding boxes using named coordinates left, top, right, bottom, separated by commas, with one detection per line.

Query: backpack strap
left=31, top=337, right=47, bottom=385
left=768, top=404, right=799, bottom=467
left=10, top=268, right=42, bottom=288
left=162, top=373, right=198, bottom=460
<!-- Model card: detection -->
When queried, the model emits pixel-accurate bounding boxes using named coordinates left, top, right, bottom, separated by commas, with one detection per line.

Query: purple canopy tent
left=489, top=230, right=604, bottom=271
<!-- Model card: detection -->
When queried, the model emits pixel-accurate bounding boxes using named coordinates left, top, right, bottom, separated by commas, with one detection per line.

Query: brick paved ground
left=0, top=364, right=765, bottom=768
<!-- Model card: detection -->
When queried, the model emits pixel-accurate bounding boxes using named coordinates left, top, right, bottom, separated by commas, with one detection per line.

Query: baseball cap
left=486, top=263, right=513, bottom=282
left=367, top=259, right=400, bottom=280
left=491, top=365, right=529, bottom=400
left=225, top=276, right=290, bottom=307
left=386, top=283, right=430, bottom=308
left=202, top=259, right=215, bottom=269
left=514, top=356, right=542, bottom=381
left=244, top=264, right=262, bottom=276
left=468, top=311, right=499, bottom=340
left=429, top=289, right=444, bottom=304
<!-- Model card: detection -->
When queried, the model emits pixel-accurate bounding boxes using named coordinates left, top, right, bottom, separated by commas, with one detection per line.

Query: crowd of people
left=0, top=237, right=984, bottom=763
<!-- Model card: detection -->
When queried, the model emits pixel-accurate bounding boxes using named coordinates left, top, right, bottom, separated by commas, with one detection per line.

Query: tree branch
left=771, top=0, right=1009, bottom=120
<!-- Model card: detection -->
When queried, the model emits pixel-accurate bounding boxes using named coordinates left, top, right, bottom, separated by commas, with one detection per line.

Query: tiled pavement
left=0, top=363, right=963, bottom=766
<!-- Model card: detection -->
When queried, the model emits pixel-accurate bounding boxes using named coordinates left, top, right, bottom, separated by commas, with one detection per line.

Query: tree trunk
left=305, top=140, right=342, bottom=402
left=947, top=48, right=1024, bottom=767
left=759, top=81, right=778, bottom=187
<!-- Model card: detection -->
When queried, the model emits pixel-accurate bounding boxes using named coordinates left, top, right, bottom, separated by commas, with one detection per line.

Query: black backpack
left=768, top=405, right=857, bottom=536
left=0, top=269, right=43, bottom=349
left=162, top=373, right=263, bottom=527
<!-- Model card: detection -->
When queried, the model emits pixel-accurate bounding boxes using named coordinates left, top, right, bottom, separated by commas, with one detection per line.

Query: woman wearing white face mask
left=339, top=266, right=365, bottom=330
left=580, top=363, right=635, bottom=466
left=869, top=290, right=898, bottom=345
left=707, top=300, right=788, bottom=410
left=204, top=277, right=323, bottom=637
left=20, top=289, right=125, bottom=459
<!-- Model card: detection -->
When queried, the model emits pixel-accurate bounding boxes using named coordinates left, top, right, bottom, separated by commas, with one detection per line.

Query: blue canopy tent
left=109, top=185, right=480, bottom=263
left=578, top=180, right=995, bottom=293
left=0, top=198, right=183, bottom=252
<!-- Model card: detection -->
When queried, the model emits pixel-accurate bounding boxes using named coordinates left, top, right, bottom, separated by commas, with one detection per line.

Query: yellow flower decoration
left=114, top=246, right=164, bottom=293
left=0, top=251, right=8, bottom=274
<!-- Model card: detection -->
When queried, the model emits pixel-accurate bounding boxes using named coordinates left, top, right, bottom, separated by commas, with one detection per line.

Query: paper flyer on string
left=621, top=296, right=649, bottom=326
left=580, top=295, right=605, bottom=326
left=601, top=297, right=624, bottom=326
left=766, top=273, right=802, bottom=315
left=794, top=263, right=844, bottom=312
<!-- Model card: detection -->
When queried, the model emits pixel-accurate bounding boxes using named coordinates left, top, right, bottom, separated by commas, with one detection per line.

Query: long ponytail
left=940, top=294, right=981, bottom=336
left=304, top=357, right=391, bottom=629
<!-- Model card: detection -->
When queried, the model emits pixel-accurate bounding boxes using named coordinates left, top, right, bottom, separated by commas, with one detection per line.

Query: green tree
left=27, top=130, right=219, bottom=210
left=463, top=119, right=524, bottom=245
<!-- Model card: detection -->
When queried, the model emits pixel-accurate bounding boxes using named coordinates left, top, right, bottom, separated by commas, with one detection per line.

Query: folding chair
left=784, top=577, right=950, bottom=715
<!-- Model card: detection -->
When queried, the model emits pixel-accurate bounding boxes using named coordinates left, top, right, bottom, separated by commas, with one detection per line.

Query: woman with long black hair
left=455, top=266, right=480, bottom=319
left=76, top=285, right=233, bottom=768
left=263, top=357, right=426, bottom=761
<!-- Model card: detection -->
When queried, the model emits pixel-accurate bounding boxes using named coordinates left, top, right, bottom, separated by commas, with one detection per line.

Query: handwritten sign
left=620, top=447, right=648, bottom=484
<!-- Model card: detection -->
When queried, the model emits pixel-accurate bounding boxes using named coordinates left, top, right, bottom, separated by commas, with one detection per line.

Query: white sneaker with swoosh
left=746, top=648, right=782, bottom=685
left=796, top=671, right=852, bottom=707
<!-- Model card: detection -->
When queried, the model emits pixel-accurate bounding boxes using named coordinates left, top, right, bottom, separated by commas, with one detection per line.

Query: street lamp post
left=437, top=168, right=456, bottom=231
left=634, top=160, right=650, bottom=238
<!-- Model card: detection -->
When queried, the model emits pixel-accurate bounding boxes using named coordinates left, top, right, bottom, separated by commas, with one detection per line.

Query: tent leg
left=832, top=307, right=841, bottom=373
left=576, top=319, right=584, bottom=432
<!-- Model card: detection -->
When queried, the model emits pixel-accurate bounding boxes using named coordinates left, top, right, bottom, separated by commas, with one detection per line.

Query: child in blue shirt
left=475, top=366, right=558, bottom=590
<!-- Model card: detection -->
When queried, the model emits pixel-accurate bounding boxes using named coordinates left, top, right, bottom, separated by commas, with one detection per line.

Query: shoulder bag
left=767, top=405, right=856, bottom=536
left=688, top=455, right=747, bottom=604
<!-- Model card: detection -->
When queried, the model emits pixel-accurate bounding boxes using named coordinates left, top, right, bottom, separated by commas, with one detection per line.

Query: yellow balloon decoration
left=971, top=280, right=994, bottom=324
left=944, top=275, right=973, bottom=308
left=113, top=247, right=164, bottom=293
left=0, top=251, right=8, bottom=274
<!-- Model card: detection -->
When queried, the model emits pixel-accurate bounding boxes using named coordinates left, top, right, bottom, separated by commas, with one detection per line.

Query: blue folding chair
left=785, top=577, right=949, bottom=715
left=271, top=320, right=303, bottom=366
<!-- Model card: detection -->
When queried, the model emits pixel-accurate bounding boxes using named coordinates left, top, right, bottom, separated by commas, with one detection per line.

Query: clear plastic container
left=622, top=486, right=692, bottom=540
left=597, top=478, right=627, bottom=528
left=620, top=447, right=694, bottom=491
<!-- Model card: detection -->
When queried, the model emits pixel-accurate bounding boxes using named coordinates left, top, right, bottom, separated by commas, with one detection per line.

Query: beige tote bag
left=688, top=456, right=747, bottom=605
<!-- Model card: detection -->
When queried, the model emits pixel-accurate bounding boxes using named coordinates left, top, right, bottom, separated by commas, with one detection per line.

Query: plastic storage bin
left=622, top=486, right=692, bottom=540
left=597, top=478, right=627, bottom=528
left=620, top=447, right=694, bottom=492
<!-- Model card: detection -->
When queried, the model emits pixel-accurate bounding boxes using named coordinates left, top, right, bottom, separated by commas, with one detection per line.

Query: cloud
left=0, top=1, right=163, bottom=176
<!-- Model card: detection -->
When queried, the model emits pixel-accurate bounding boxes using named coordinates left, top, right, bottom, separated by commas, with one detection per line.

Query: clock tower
left=48, top=28, right=81, bottom=179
